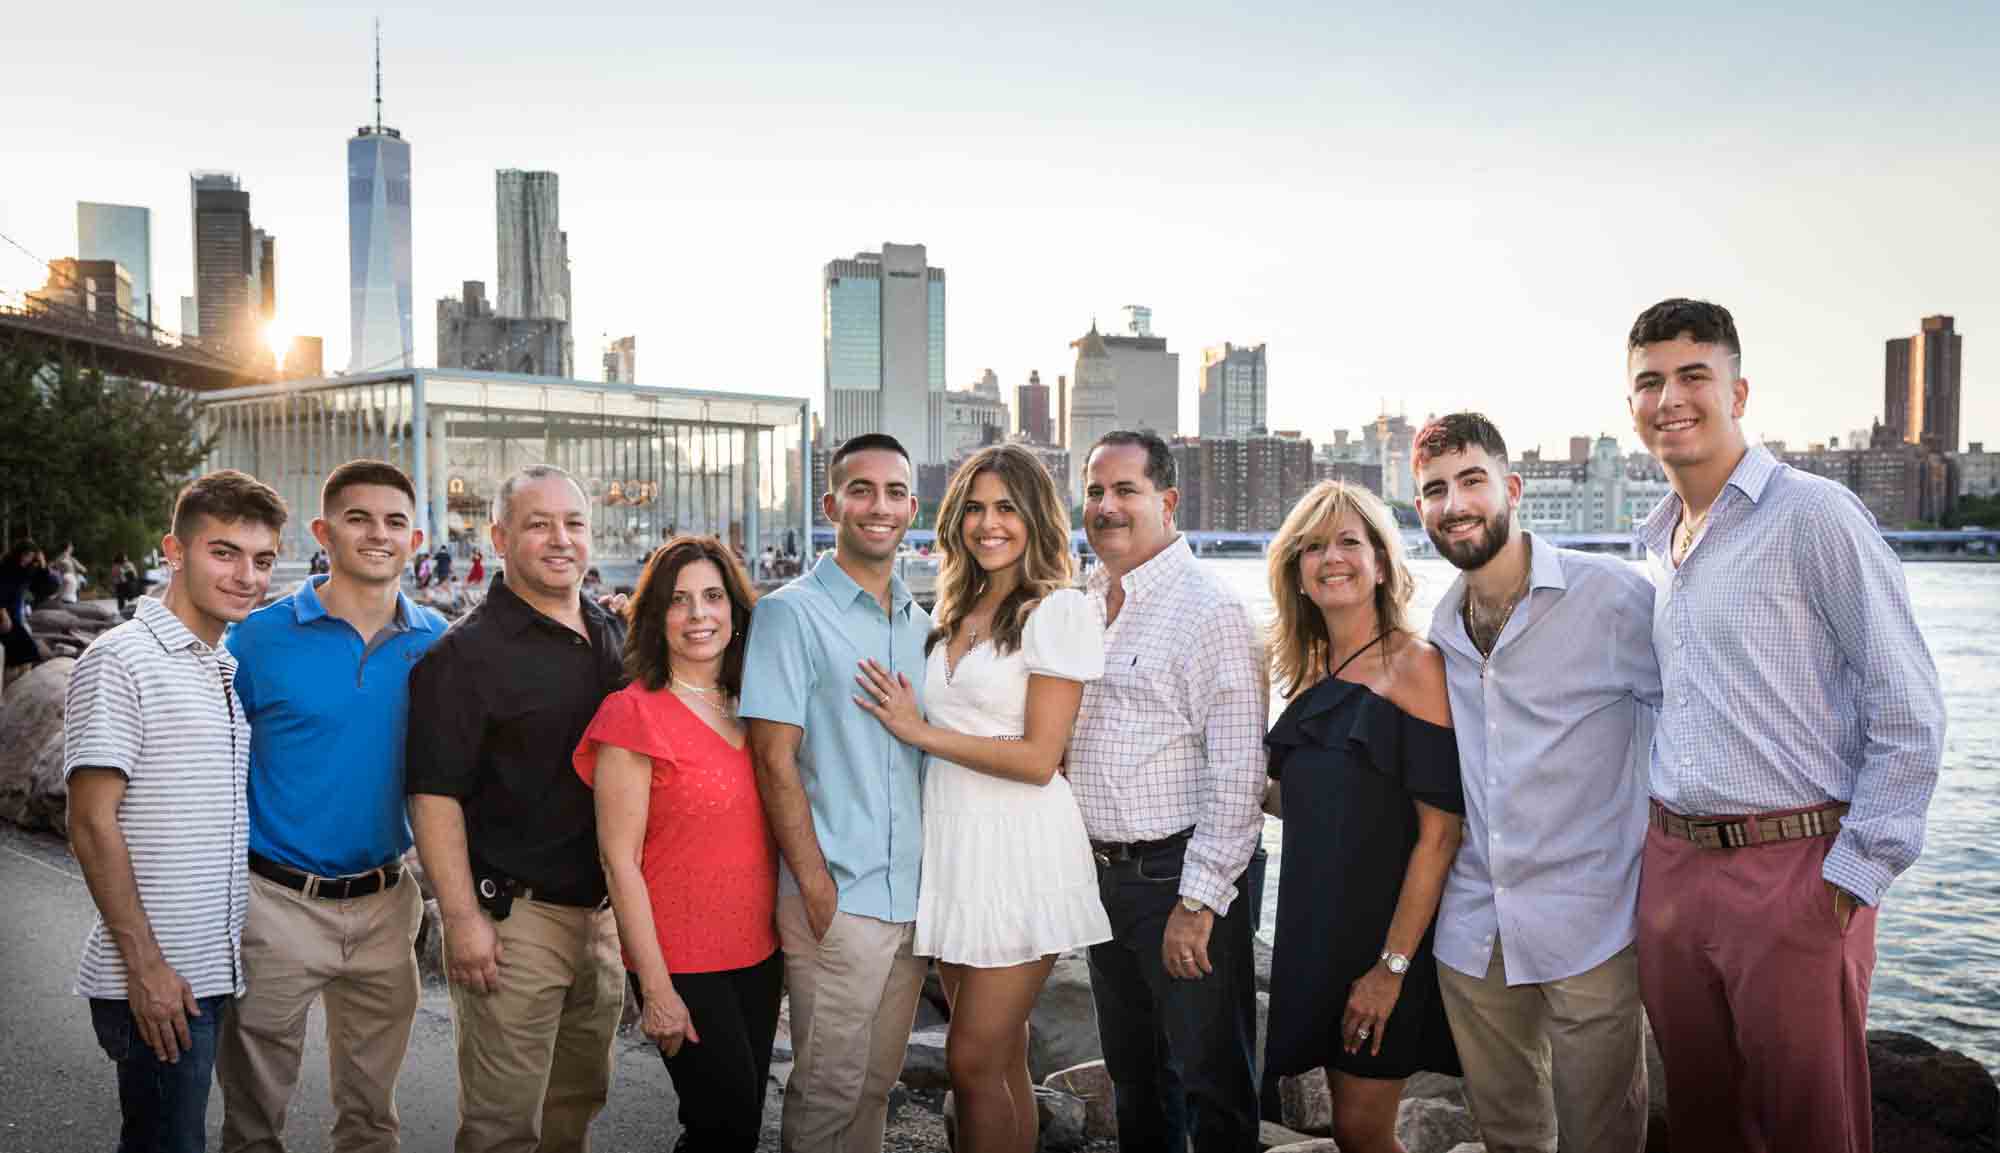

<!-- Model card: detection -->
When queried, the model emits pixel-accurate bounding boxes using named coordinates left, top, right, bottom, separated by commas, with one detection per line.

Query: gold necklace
left=1674, top=505, right=1711, bottom=566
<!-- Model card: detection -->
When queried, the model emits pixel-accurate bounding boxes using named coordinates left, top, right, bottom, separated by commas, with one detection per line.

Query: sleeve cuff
left=1822, top=840, right=1895, bottom=907
left=1179, top=868, right=1239, bottom=918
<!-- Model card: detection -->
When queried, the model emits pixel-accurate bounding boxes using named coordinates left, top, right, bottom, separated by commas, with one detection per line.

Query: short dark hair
left=1414, top=412, right=1510, bottom=474
left=172, top=469, right=288, bottom=540
left=6, top=539, right=37, bottom=566
left=1086, top=430, right=1176, bottom=491
left=624, top=535, right=758, bottom=695
left=828, top=434, right=912, bottom=488
left=1629, top=298, right=1741, bottom=360
left=322, top=459, right=417, bottom=515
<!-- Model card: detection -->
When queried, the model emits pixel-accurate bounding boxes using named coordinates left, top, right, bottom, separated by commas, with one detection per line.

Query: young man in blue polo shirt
left=218, top=459, right=447, bottom=1153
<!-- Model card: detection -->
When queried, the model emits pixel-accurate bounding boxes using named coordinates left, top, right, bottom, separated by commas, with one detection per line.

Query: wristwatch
left=1380, top=950, right=1411, bottom=975
left=1180, top=896, right=1207, bottom=915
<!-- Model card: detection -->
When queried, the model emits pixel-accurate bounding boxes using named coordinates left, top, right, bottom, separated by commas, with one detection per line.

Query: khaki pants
left=447, top=899, right=625, bottom=1153
left=776, top=892, right=926, bottom=1153
left=218, top=871, right=425, bottom=1153
left=1436, top=939, right=1648, bottom=1153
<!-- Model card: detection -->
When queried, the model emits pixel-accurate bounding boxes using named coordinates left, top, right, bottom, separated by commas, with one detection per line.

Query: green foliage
left=1944, top=493, right=2000, bottom=530
left=0, top=344, right=210, bottom=580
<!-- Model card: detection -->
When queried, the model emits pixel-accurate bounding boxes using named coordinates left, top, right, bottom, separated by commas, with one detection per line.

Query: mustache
left=1092, top=515, right=1131, bottom=530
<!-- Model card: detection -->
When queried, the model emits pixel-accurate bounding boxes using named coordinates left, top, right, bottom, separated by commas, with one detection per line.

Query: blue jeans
left=89, top=994, right=229, bottom=1153
left=1087, top=838, right=1260, bottom=1153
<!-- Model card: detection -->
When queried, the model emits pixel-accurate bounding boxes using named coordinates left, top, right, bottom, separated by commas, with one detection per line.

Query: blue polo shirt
left=739, top=554, right=929, bottom=923
left=228, top=575, right=448, bottom=876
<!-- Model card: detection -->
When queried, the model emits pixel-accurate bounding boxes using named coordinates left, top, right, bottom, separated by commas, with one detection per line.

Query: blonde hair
left=930, top=444, right=1074, bottom=657
left=1266, top=481, right=1415, bottom=699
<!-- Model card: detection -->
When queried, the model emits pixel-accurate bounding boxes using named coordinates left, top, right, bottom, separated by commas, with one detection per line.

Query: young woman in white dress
left=854, top=443, right=1112, bottom=1153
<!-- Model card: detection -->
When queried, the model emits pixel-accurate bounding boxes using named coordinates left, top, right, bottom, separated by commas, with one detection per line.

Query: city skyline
left=4, top=2, right=1996, bottom=458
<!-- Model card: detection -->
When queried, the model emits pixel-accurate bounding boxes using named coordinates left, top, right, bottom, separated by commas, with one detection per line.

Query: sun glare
left=264, top=321, right=289, bottom=366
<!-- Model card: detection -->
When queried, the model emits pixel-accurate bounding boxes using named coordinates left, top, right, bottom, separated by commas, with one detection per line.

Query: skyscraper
left=1199, top=343, right=1268, bottom=438
left=604, top=335, right=636, bottom=383
left=76, top=202, right=152, bottom=328
left=1067, top=324, right=1121, bottom=496
left=822, top=242, right=946, bottom=462
left=495, top=169, right=571, bottom=375
left=1884, top=315, right=1963, bottom=453
left=190, top=171, right=254, bottom=353
left=348, top=25, right=414, bottom=372
left=1016, top=370, right=1052, bottom=444
left=252, top=228, right=276, bottom=323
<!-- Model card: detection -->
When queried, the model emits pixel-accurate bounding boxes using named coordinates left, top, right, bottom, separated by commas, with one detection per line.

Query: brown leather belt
left=1649, top=800, right=1848, bottom=850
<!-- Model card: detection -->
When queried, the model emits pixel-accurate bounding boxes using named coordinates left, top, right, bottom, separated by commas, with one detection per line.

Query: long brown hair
left=1266, top=481, right=1415, bottom=699
left=929, top=444, right=1074, bottom=657
left=624, top=535, right=757, bottom=694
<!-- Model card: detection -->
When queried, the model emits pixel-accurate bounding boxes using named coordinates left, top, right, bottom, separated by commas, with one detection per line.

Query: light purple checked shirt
left=1431, top=533, right=1663, bottom=986
left=1639, top=445, right=1945, bottom=907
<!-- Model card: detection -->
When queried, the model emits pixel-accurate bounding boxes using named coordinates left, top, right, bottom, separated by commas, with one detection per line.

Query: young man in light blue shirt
left=218, top=459, right=447, bottom=1153
left=1416, top=413, right=1660, bottom=1153
left=741, top=433, right=930, bottom=1153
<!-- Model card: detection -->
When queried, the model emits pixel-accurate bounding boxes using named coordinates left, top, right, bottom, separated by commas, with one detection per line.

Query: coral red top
left=573, top=683, right=778, bottom=974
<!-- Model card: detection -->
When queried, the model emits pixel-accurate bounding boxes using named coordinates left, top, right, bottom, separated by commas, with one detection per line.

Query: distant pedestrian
left=65, top=470, right=287, bottom=1153
left=309, top=548, right=331, bottom=576
left=218, top=460, right=446, bottom=1153
left=432, top=545, right=454, bottom=586
left=467, top=549, right=486, bottom=587
left=54, top=543, right=86, bottom=604
left=112, top=553, right=142, bottom=612
left=415, top=551, right=434, bottom=590
left=1, top=541, right=59, bottom=678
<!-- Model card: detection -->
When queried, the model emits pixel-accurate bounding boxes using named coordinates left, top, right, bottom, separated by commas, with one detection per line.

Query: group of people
left=59, top=296, right=1943, bottom=1153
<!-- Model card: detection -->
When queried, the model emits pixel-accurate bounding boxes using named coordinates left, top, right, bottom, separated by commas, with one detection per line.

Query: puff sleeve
left=1022, top=588, right=1106, bottom=683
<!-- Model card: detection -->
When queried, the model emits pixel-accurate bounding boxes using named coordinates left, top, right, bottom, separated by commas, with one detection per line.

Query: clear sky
left=6, top=0, right=1996, bottom=457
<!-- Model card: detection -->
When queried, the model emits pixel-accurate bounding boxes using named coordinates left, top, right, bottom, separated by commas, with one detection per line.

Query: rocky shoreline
left=5, top=631, right=1997, bottom=1150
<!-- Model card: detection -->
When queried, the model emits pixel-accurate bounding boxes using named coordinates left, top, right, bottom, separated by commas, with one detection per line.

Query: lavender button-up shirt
left=1431, top=533, right=1662, bottom=985
left=1640, top=445, right=1944, bottom=907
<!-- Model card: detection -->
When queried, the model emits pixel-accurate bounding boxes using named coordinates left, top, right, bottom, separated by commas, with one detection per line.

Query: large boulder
left=1396, top=1095, right=1480, bottom=1153
left=1043, top=1060, right=1116, bottom=1140
left=1868, top=1030, right=1999, bottom=1153
left=902, top=1026, right=952, bottom=1090
left=0, top=657, right=75, bottom=833
left=1264, top=1141, right=1339, bottom=1152
left=1259, top=1120, right=1318, bottom=1149
left=1034, top=1086, right=1090, bottom=1151
left=414, top=898, right=445, bottom=985
left=1279, top=1069, right=1332, bottom=1136
left=1028, top=953, right=1101, bottom=1079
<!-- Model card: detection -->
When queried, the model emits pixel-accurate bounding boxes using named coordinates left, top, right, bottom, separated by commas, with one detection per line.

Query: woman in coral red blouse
left=574, top=536, right=778, bottom=1152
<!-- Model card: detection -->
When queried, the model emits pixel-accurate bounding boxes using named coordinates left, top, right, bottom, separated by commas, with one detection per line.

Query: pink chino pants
left=1636, top=819, right=1878, bottom=1153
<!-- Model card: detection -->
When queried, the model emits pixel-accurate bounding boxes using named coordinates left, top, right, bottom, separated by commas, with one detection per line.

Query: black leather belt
left=250, top=852, right=403, bottom=901
left=1090, top=826, right=1195, bottom=867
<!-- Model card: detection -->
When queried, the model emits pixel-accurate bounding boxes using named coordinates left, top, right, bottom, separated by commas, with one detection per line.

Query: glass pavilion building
left=195, top=368, right=811, bottom=565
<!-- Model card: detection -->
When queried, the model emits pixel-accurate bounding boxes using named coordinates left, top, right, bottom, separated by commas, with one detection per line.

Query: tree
left=0, top=344, right=210, bottom=579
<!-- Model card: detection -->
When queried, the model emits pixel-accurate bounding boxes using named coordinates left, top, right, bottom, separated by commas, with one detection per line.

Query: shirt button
left=1489, top=722, right=1498, bottom=733
left=1681, top=754, right=1693, bottom=767
left=1675, top=636, right=1684, bottom=648
left=1488, top=775, right=1497, bottom=787
left=1495, top=884, right=1506, bottom=895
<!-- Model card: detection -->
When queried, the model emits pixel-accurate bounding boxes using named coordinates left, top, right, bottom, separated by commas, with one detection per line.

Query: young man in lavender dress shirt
left=1415, top=412, right=1659, bottom=1153
left=1627, top=298, right=1945, bottom=1153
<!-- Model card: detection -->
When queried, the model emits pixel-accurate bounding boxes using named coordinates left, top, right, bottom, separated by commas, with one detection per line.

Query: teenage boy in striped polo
left=218, top=460, right=447, bottom=1153
left=66, top=469, right=287, bottom=1153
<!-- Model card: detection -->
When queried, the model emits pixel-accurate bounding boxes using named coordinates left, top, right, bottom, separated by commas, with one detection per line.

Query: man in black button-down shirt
left=407, top=464, right=628, bottom=1153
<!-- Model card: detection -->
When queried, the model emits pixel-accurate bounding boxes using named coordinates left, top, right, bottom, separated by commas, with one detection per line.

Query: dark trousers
left=1087, top=839, right=1260, bottom=1153
left=633, top=950, right=785, bottom=1152
left=89, top=994, right=230, bottom=1153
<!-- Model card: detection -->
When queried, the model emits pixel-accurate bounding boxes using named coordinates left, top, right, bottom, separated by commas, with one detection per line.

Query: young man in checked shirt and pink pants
left=1626, top=298, right=1945, bottom=1153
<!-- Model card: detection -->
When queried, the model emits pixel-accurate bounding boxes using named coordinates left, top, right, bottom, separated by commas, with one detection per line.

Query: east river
left=1209, top=556, right=2000, bottom=1069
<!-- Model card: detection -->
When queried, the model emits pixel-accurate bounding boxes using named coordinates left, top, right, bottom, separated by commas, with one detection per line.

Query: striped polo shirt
left=64, top=595, right=251, bottom=1000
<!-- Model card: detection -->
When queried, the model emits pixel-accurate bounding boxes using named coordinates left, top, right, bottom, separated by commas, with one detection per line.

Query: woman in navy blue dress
left=1264, top=481, right=1465, bottom=1153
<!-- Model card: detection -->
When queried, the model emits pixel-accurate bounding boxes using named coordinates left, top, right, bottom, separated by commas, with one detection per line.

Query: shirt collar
left=1089, top=533, right=1194, bottom=599
left=135, top=594, right=227, bottom=661
left=485, top=572, right=612, bottom=636
left=1637, top=444, right=1782, bottom=554
left=1429, top=531, right=1562, bottom=635
left=292, top=573, right=433, bottom=634
left=811, top=552, right=914, bottom=616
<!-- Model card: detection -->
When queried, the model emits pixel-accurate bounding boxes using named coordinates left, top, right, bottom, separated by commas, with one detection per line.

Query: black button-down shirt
left=406, top=575, right=627, bottom=901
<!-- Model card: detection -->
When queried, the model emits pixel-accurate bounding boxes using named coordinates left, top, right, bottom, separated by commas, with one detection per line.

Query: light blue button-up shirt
left=1431, top=533, right=1662, bottom=985
left=1639, top=445, right=1945, bottom=907
left=739, top=553, right=929, bottom=923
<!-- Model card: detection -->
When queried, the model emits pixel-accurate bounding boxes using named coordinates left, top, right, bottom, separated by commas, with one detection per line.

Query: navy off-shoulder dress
left=1264, top=675, right=1466, bottom=1081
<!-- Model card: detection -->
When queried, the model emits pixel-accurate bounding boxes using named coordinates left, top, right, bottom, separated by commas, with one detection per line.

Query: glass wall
left=201, top=376, right=417, bottom=559
left=196, top=370, right=808, bottom=568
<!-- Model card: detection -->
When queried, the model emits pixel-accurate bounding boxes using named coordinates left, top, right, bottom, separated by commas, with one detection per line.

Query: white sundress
left=913, top=588, right=1114, bottom=967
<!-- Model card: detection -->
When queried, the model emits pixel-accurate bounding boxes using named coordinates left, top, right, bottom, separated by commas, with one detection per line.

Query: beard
left=1429, top=508, right=1511, bottom=572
